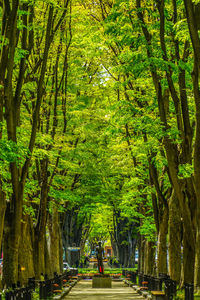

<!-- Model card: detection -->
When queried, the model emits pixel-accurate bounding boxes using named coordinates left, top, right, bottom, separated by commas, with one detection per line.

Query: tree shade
left=0, top=0, right=200, bottom=290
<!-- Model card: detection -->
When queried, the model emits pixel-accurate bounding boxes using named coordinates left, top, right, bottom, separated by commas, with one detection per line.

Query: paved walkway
left=64, top=280, right=144, bottom=300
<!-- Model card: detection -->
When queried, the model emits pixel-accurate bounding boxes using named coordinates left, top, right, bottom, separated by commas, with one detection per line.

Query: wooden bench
left=151, top=291, right=165, bottom=300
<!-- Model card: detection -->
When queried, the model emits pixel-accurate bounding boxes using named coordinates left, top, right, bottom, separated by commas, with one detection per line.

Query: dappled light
left=0, top=0, right=200, bottom=299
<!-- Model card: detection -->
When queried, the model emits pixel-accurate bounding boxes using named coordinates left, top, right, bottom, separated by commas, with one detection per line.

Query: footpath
left=63, top=279, right=144, bottom=300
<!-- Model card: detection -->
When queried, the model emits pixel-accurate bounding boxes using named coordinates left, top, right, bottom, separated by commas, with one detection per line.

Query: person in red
left=96, top=241, right=104, bottom=274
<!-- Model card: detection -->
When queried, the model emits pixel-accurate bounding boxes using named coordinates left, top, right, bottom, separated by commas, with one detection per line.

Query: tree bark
left=168, top=191, right=181, bottom=282
left=195, top=229, right=200, bottom=289
left=157, top=208, right=168, bottom=275
left=2, top=0, right=21, bottom=287
left=18, top=215, right=35, bottom=285
left=138, top=235, right=145, bottom=273
left=110, top=231, right=118, bottom=257
left=45, top=236, right=52, bottom=278
left=144, top=240, right=155, bottom=275
left=47, top=208, right=62, bottom=275
left=3, top=196, right=23, bottom=286
left=0, top=185, right=6, bottom=253
left=136, top=0, right=196, bottom=282
left=34, top=158, right=49, bottom=279
left=183, top=0, right=200, bottom=285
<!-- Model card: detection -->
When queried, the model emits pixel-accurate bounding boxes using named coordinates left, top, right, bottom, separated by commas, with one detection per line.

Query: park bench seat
left=151, top=291, right=165, bottom=300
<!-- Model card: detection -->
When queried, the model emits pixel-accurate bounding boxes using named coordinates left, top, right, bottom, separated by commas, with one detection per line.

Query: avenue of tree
left=0, top=0, right=200, bottom=290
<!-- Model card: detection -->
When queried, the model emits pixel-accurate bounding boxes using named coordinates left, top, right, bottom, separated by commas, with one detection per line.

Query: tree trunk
left=183, top=229, right=195, bottom=284
left=110, top=232, right=118, bottom=258
left=59, top=232, right=63, bottom=272
left=47, top=208, right=61, bottom=275
left=128, top=236, right=137, bottom=268
left=3, top=199, right=23, bottom=286
left=195, top=229, right=200, bottom=289
left=123, top=246, right=129, bottom=267
left=136, top=0, right=196, bottom=283
left=157, top=208, right=168, bottom=275
left=138, top=235, right=145, bottom=273
left=45, top=235, right=52, bottom=278
left=34, top=235, right=46, bottom=279
left=34, top=159, right=49, bottom=279
left=0, top=187, right=6, bottom=252
left=168, top=191, right=181, bottom=282
left=144, top=240, right=155, bottom=275
left=62, top=209, right=83, bottom=250
left=18, top=215, right=35, bottom=285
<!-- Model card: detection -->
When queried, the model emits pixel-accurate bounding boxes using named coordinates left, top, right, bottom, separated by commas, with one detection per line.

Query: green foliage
left=89, top=204, right=113, bottom=242
left=0, top=139, right=28, bottom=165
left=178, top=163, right=194, bottom=179
left=1, top=0, right=196, bottom=275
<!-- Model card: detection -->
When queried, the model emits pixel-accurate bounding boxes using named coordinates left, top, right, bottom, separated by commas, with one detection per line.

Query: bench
left=151, top=291, right=165, bottom=300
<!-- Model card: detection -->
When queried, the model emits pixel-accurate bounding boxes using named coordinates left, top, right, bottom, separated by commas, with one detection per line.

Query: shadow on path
left=64, top=280, right=144, bottom=300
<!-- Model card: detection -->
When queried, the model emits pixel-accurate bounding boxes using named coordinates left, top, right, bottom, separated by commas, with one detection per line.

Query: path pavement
left=64, top=279, right=144, bottom=300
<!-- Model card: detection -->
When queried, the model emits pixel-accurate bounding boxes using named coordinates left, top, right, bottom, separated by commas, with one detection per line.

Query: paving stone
left=63, top=280, right=144, bottom=300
